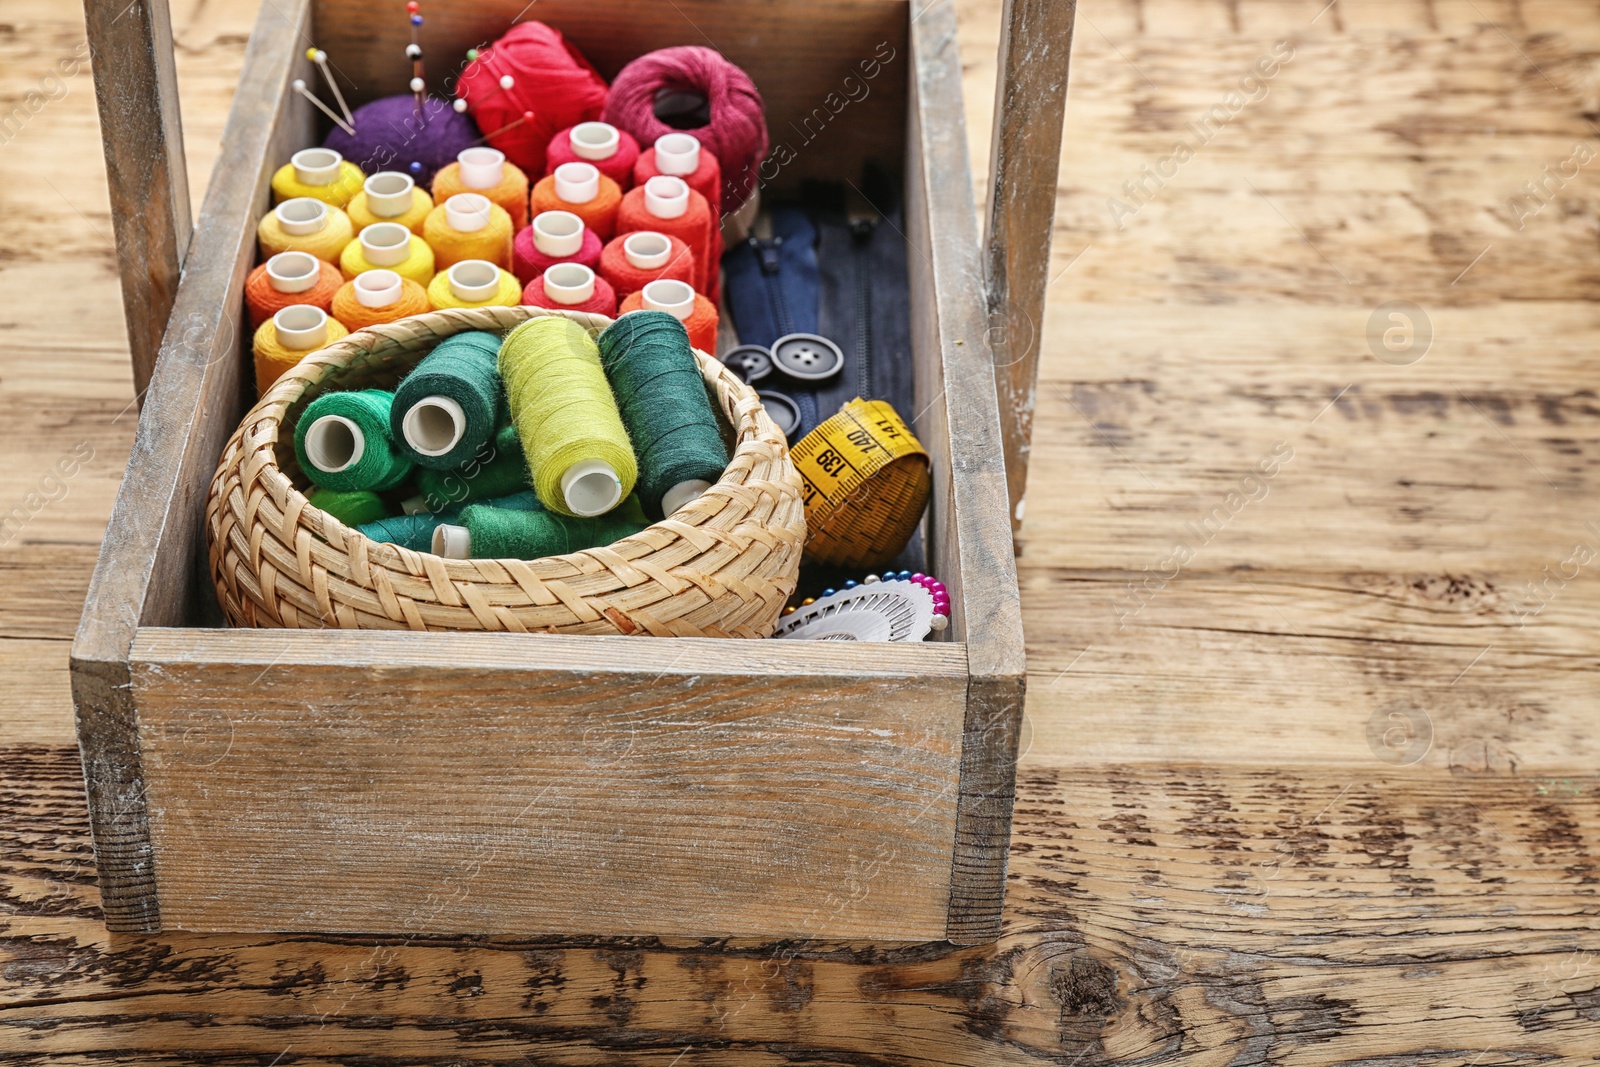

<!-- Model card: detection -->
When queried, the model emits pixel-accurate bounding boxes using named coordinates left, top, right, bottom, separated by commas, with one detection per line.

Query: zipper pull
left=750, top=235, right=784, bottom=273
left=851, top=218, right=876, bottom=242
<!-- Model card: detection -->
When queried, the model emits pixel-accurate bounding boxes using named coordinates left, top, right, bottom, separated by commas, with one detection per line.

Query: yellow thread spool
left=789, top=398, right=931, bottom=569
left=257, top=198, right=354, bottom=262
left=270, top=148, right=364, bottom=207
left=252, top=305, right=349, bottom=396
left=423, top=193, right=515, bottom=271
left=339, top=222, right=437, bottom=286
left=346, top=171, right=434, bottom=234
left=426, top=261, right=523, bottom=310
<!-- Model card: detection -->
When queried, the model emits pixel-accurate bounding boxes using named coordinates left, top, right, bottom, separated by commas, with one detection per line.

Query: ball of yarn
left=603, top=47, right=768, bottom=213
left=512, top=220, right=603, bottom=285
left=521, top=271, right=618, bottom=317
left=619, top=289, right=718, bottom=355
left=432, top=159, right=531, bottom=230
left=616, top=183, right=716, bottom=296
left=293, top=389, right=414, bottom=492
left=414, top=425, right=533, bottom=510
left=257, top=204, right=354, bottom=262
left=271, top=159, right=365, bottom=208
left=339, top=231, right=436, bottom=286
left=455, top=22, right=608, bottom=175
left=454, top=503, right=646, bottom=560
left=530, top=172, right=622, bottom=241
left=390, top=330, right=504, bottom=470
left=346, top=186, right=433, bottom=234
left=330, top=277, right=431, bottom=331
left=546, top=124, right=641, bottom=187
left=243, top=258, right=343, bottom=329
left=499, top=316, right=638, bottom=516
left=426, top=266, right=522, bottom=310
left=308, top=487, right=389, bottom=527
left=597, top=311, right=730, bottom=519
left=423, top=200, right=515, bottom=271
left=253, top=314, right=349, bottom=396
left=322, top=95, right=480, bottom=187
left=598, top=231, right=695, bottom=301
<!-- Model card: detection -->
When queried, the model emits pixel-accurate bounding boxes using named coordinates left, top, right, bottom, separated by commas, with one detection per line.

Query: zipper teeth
left=854, top=229, right=873, bottom=396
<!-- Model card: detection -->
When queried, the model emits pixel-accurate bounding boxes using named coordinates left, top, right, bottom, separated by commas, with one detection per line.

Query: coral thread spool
left=545, top=121, right=640, bottom=189
left=257, top=197, right=354, bottom=261
left=339, top=221, right=437, bottom=286
left=346, top=171, right=433, bottom=234
left=511, top=210, right=602, bottom=285
left=636, top=133, right=722, bottom=224
left=617, top=175, right=714, bottom=296
left=598, top=230, right=695, bottom=301
left=520, top=262, right=617, bottom=316
left=424, top=192, right=515, bottom=270
left=271, top=147, right=365, bottom=207
left=244, top=251, right=341, bottom=329
left=530, top=161, right=622, bottom=240
left=620, top=278, right=718, bottom=353
left=432, top=147, right=530, bottom=229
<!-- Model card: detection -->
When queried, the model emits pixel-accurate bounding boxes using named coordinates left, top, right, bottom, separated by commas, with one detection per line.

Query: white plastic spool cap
left=553, top=162, right=600, bottom=204
left=569, top=121, right=620, bottom=161
left=532, top=210, right=584, bottom=257
left=623, top=231, right=672, bottom=270
left=275, top=197, right=328, bottom=236
left=643, top=175, right=689, bottom=220
left=445, top=193, right=493, bottom=233
left=542, top=263, right=596, bottom=306
left=457, top=147, right=506, bottom=189
left=641, top=278, right=696, bottom=322
left=265, top=251, right=319, bottom=293
left=561, top=459, right=623, bottom=517
left=292, top=147, right=343, bottom=186
left=433, top=523, right=472, bottom=558
left=448, top=260, right=501, bottom=303
left=654, top=133, right=700, bottom=177
left=353, top=269, right=403, bottom=308
left=272, top=304, right=329, bottom=350
left=363, top=172, right=415, bottom=217
left=302, top=413, right=365, bottom=474
left=359, top=222, right=412, bottom=267
left=661, top=478, right=711, bottom=516
left=402, top=395, right=467, bottom=458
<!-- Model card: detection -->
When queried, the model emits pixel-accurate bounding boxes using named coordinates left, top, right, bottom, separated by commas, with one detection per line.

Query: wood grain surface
left=3, top=0, right=1600, bottom=1060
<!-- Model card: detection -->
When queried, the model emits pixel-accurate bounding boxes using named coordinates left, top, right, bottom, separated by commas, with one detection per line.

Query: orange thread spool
left=423, top=193, right=516, bottom=271
left=620, top=280, right=717, bottom=354
left=616, top=176, right=715, bottom=297
left=530, top=162, right=623, bottom=240
left=598, top=230, right=695, bottom=302
left=433, top=148, right=531, bottom=230
left=253, top=305, right=349, bottom=396
left=330, top=270, right=432, bottom=331
left=243, top=252, right=343, bottom=329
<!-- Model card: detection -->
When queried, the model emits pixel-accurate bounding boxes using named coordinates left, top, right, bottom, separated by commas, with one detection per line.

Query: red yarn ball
left=456, top=22, right=608, bottom=176
left=602, top=46, right=768, bottom=213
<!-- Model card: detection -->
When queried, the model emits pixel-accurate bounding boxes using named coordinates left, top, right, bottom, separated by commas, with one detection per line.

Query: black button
left=757, top=390, right=803, bottom=440
left=771, top=333, right=844, bottom=382
left=722, top=344, right=773, bottom=384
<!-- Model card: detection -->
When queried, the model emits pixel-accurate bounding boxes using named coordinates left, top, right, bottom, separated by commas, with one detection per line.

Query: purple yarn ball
left=322, top=94, right=480, bottom=186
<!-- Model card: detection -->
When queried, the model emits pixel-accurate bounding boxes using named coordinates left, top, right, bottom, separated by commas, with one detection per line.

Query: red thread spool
left=599, top=230, right=695, bottom=302
left=529, top=163, right=622, bottom=240
left=620, top=280, right=717, bottom=354
left=616, top=176, right=716, bottom=297
left=512, top=210, right=603, bottom=286
left=244, top=252, right=343, bottom=329
left=546, top=122, right=640, bottom=189
left=521, top=262, right=618, bottom=317
left=454, top=22, right=608, bottom=175
left=633, top=133, right=721, bottom=223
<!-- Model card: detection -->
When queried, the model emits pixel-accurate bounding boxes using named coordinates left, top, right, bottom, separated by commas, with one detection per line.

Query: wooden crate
left=72, top=0, right=1072, bottom=944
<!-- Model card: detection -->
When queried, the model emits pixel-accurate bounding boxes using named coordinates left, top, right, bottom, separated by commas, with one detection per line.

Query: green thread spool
left=499, top=316, right=638, bottom=517
left=294, top=389, right=414, bottom=492
left=359, top=490, right=538, bottom=551
left=391, top=330, right=505, bottom=470
left=413, top=424, right=531, bottom=511
left=308, top=487, right=388, bottom=526
left=436, top=495, right=647, bottom=559
left=597, top=310, right=730, bottom=519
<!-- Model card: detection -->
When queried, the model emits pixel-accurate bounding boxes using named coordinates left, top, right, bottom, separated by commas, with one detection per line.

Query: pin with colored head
left=304, top=47, right=354, bottom=128
left=291, top=77, right=355, bottom=135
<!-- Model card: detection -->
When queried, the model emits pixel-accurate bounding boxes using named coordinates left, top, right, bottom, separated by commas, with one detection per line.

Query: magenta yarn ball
left=322, top=94, right=481, bottom=186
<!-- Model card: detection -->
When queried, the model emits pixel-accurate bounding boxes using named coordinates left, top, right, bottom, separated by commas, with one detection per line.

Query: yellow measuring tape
left=789, top=398, right=931, bottom=569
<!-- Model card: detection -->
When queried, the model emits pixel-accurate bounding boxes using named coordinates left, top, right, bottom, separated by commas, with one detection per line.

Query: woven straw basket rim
left=207, top=305, right=805, bottom=637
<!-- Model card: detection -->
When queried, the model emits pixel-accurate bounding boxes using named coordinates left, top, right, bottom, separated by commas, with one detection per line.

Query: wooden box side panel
left=131, top=630, right=968, bottom=939
left=312, top=0, right=909, bottom=197
left=71, top=0, right=316, bottom=933
left=906, top=0, right=1028, bottom=944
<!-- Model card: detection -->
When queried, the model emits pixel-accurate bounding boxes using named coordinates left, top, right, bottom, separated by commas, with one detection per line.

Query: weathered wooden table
left=2, top=0, right=1597, bottom=1060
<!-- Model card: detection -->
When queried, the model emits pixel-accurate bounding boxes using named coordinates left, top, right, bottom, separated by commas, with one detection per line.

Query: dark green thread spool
left=391, top=330, right=506, bottom=470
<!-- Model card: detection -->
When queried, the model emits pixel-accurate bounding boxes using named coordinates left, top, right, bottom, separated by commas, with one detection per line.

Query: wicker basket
left=206, top=306, right=805, bottom=637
